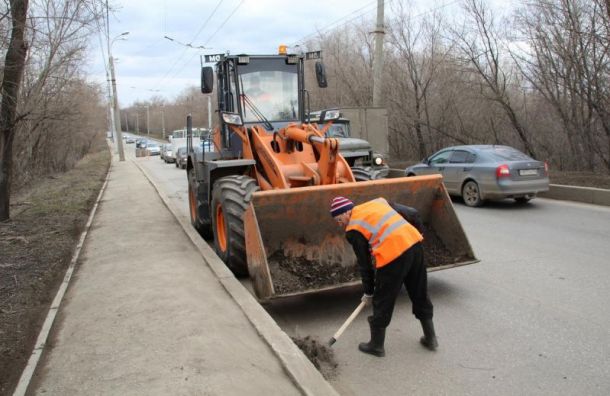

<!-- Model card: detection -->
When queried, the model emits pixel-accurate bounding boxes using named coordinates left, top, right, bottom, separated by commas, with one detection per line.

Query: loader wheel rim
left=189, top=186, right=197, bottom=222
left=216, top=204, right=227, bottom=252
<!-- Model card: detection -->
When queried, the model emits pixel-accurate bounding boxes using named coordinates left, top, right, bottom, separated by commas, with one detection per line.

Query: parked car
left=164, top=144, right=175, bottom=163
left=175, top=147, right=187, bottom=169
left=135, top=139, right=147, bottom=148
left=147, top=143, right=161, bottom=156
left=160, top=144, right=169, bottom=160
left=125, top=137, right=135, bottom=144
left=405, top=145, right=549, bottom=207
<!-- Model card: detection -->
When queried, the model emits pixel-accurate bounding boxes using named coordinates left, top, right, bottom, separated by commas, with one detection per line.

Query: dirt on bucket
left=421, top=224, right=458, bottom=268
left=268, top=252, right=359, bottom=295
left=267, top=224, right=464, bottom=295
left=291, top=336, right=338, bottom=380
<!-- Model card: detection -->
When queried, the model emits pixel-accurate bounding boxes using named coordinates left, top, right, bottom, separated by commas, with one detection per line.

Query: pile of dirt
left=291, top=336, right=338, bottom=380
left=267, top=224, right=464, bottom=293
left=0, top=150, right=110, bottom=395
left=268, top=251, right=359, bottom=294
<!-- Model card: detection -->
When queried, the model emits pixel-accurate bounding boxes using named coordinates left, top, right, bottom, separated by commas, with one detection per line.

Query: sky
left=87, top=0, right=512, bottom=107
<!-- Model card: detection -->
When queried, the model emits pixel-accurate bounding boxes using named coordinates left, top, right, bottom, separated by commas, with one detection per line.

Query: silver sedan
left=405, top=145, right=549, bottom=207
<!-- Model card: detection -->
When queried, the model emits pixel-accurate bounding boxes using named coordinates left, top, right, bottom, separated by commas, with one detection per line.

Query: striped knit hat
left=330, top=196, right=354, bottom=217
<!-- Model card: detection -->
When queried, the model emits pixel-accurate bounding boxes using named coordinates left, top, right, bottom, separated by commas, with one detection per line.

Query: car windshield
left=485, top=147, right=531, bottom=161
left=324, top=123, right=349, bottom=138
left=238, top=58, right=299, bottom=123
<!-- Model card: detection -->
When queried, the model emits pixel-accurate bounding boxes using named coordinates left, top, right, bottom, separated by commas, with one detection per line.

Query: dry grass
left=0, top=149, right=110, bottom=395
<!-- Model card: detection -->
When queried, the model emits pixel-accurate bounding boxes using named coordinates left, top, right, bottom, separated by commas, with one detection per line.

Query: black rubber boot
left=358, top=322, right=386, bottom=357
left=420, top=319, right=438, bottom=351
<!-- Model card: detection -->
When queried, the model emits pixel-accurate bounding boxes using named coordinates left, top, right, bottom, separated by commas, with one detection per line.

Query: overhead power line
left=153, top=0, right=225, bottom=90
left=164, top=0, right=246, bottom=85
left=291, top=0, right=461, bottom=47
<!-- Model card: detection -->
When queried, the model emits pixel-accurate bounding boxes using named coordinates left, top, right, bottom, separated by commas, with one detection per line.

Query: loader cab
left=201, top=52, right=326, bottom=155
left=203, top=55, right=304, bottom=125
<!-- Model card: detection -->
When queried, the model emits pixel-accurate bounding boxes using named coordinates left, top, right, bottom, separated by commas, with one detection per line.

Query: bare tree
left=452, top=0, right=536, bottom=158
left=515, top=0, right=610, bottom=171
left=0, top=0, right=29, bottom=221
left=386, top=2, right=451, bottom=158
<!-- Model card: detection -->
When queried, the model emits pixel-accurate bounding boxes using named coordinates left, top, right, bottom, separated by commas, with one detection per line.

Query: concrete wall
left=539, top=184, right=610, bottom=206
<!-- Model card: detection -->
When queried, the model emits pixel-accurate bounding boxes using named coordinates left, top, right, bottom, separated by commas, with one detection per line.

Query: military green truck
left=309, top=108, right=389, bottom=181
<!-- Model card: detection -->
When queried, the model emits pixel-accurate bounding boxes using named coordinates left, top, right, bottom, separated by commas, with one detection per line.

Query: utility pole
left=372, top=0, right=385, bottom=107
left=146, top=105, right=150, bottom=136
left=109, top=56, right=125, bottom=161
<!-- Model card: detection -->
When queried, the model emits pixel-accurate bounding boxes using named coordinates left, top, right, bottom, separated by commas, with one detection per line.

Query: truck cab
left=309, top=110, right=389, bottom=180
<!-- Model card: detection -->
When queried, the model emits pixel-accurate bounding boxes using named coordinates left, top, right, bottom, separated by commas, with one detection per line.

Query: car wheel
left=351, top=166, right=383, bottom=181
left=175, top=162, right=178, bottom=168
left=406, top=173, right=416, bottom=177
left=462, top=180, right=483, bottom=207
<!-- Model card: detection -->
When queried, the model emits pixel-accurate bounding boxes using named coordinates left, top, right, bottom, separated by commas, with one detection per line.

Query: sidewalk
left=29, top=151, right=333, bottom=395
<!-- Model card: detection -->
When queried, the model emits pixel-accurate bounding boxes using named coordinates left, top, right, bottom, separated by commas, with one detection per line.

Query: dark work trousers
left=370, top=242, right=433, bottom=328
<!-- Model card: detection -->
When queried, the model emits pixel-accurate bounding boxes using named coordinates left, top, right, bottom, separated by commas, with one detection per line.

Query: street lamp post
left=108, top=31, right=129, bottom=161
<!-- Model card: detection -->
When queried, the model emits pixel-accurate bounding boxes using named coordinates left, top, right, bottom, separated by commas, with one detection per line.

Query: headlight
left=222, top=112, right=243, bottom=126
left=322, top=109, right=340, bottom=121
left=374, top=156, right=383, bottom=166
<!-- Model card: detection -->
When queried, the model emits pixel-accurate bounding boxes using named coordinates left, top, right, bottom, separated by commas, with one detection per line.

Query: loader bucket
left=244, top=174, right=478, bottom=301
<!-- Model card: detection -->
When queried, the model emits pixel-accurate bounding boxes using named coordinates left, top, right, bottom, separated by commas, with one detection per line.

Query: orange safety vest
left=346, top=198, right=423, bottom=268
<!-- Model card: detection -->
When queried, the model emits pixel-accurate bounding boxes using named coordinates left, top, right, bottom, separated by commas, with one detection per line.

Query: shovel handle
left=332, top=301, right=367, bottom=342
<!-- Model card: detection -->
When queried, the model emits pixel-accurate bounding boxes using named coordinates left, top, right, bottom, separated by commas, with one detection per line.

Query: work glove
left=361, top=293, right=373, bottom=306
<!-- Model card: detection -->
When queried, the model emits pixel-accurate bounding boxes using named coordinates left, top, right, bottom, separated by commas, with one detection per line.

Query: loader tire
left=352, top=166, right=383, bottom=182
left=188, top=168, right=213, bottom=240
left=211, top=175, right=259, bottom=277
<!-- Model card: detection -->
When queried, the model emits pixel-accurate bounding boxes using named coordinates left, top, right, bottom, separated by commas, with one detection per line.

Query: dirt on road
left=0, top=149, right=110, bottom=395
left=291, top=336, right=338, bottom=380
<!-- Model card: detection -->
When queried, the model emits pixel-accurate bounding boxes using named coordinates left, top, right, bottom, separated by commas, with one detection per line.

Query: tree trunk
left=0, top=0, right=29, bottom=221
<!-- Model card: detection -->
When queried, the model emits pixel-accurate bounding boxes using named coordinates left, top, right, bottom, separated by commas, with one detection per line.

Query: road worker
left=330, top=196, right=438, bottom=357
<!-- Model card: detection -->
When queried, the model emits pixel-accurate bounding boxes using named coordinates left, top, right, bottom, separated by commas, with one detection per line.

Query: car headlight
left=374, top=156, right=383, bottom=166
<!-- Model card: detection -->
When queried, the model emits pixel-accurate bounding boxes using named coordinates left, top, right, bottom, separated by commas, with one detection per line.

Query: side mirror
left=315, top=61, right=327, bottom=88
left=201, top=67, right=214, bottom=94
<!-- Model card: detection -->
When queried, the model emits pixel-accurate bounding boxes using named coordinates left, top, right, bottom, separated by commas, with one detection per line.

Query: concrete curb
left=12, top=151, right=112, bottom=396
left=539, top=184, right=610, bottom=206
left=132, top=160, right=339, bottom=396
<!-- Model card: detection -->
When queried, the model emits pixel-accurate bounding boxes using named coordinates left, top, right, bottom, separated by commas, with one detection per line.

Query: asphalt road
left=133, top=144, right=610, bottom=396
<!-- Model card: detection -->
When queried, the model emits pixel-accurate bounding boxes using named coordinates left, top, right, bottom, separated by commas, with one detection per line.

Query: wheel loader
left=186, top=47, right=478, bottom=301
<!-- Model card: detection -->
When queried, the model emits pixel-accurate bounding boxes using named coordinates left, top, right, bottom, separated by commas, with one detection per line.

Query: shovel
left=328, top=300, right=367, bottom=346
